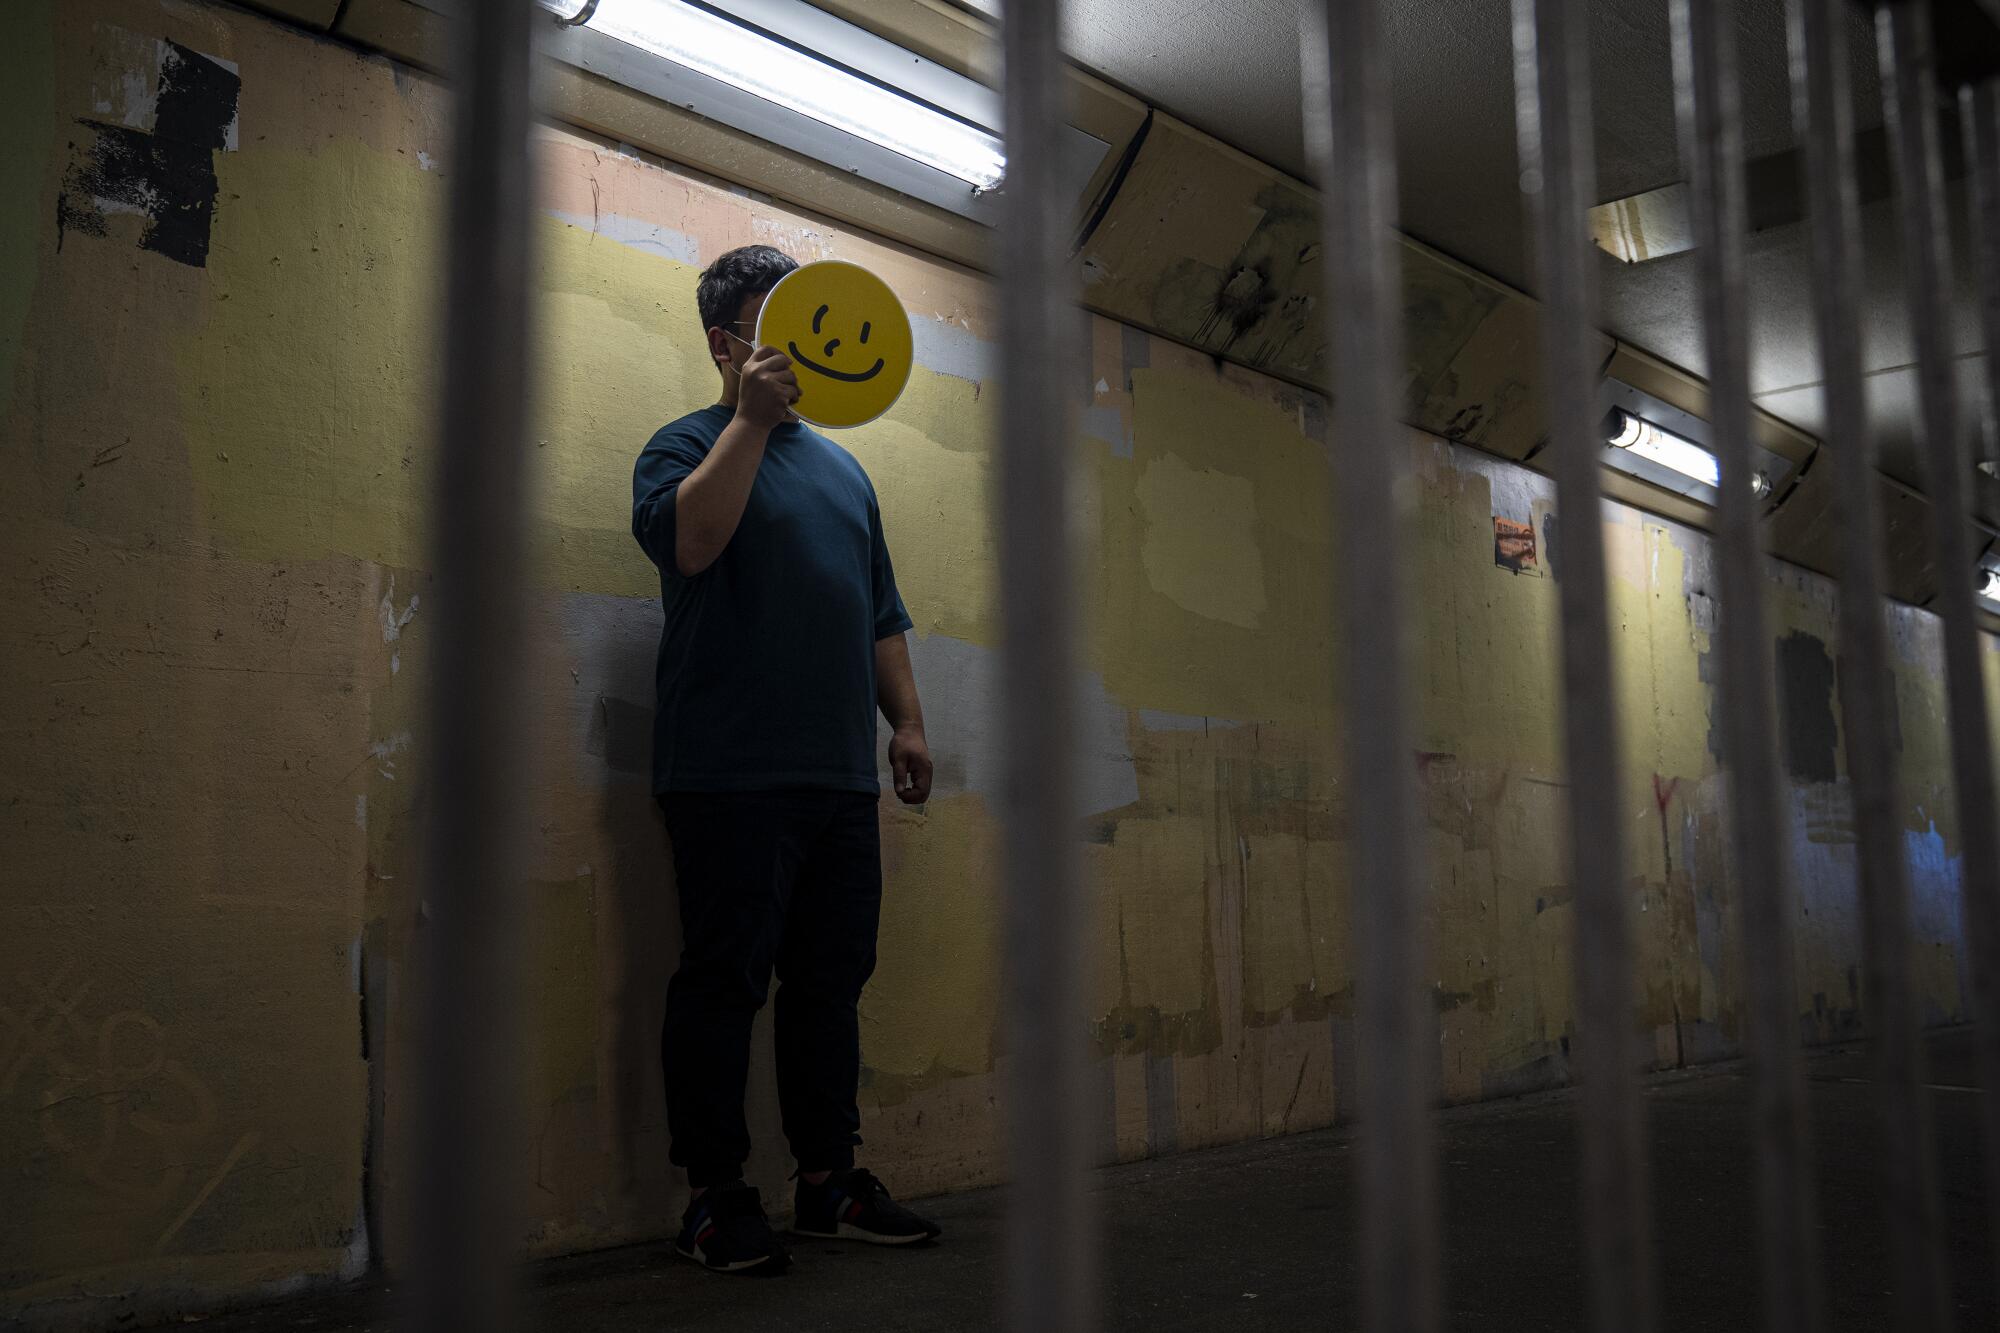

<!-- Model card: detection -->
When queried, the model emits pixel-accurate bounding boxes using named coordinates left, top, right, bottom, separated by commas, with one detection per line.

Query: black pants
left=657, top=790, right=883, bottom=1189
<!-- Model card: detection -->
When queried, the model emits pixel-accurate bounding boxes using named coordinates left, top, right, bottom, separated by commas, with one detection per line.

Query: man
left=631, top=244, right=941, bottom=1275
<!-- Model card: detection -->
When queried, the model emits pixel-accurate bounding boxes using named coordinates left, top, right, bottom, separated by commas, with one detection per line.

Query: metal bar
left=1968, top=81, right=2000, bottom=476
left=1669, top=5, right=1824, bottom=1329
left=411, top=0, right=537, bottom=1327
left=1960, top=82, right=2000, bottom=1288
left=1301, top=2, right=1438, bottom=1330
left=1789, top=2, right=1949, bottom=1328
left=1508, top=3, right=1653, bottom=1329
left=995, top=1, right=1093, bottom=1330
left=1884, top=0, right=2000, bottom=1313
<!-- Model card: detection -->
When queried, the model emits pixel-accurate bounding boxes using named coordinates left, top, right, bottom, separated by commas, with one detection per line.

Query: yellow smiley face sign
left=755, top=260, right=914, bottom=429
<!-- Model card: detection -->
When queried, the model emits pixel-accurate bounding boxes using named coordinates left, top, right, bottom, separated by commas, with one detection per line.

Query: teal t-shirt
left=631, top=406, right=913, bottom=795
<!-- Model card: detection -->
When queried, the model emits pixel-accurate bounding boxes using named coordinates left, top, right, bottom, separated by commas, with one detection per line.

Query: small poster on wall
left=1494, top=515, right=1541, bottom=575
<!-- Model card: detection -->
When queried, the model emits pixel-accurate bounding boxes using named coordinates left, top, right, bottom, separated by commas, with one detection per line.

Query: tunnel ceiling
left=945, top=0, right=1987, bottom=497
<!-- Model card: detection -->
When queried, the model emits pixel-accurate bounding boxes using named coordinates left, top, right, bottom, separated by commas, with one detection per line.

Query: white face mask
left=717, top=324, right=797, bottom=421
left=719, top=325, right=755, bottom=368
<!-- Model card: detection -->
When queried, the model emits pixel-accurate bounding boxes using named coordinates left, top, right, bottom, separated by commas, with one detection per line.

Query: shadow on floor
left=151, top=1027, right=1993, bottom=1332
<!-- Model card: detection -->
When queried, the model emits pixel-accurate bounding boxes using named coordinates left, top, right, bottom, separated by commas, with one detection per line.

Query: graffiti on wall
left=2, top=963, right=255, bottom=1252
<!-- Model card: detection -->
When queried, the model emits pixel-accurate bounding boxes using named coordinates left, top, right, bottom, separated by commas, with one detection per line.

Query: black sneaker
left=675, top=1182, right=791, bottom=1274
left=792, top=1168, right=941, bottom=1246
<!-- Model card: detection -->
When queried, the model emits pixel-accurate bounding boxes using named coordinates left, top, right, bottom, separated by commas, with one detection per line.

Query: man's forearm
left=673, top=415, right=771, bottom=576
left=875, top=632, right=924, bottom=732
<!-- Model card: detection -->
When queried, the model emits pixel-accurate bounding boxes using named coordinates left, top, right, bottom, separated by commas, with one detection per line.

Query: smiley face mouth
left=787, top=341, right=886, bottom=383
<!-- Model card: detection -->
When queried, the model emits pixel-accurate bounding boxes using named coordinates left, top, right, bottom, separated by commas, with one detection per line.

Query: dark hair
left=696, top=244, right=798, bottom=342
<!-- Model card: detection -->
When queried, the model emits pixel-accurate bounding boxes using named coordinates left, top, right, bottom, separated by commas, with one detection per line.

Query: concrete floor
left=157, top=1028, right=1992, bottom=1331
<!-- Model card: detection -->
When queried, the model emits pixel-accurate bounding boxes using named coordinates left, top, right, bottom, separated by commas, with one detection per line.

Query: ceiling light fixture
left=1980, top=569, right=2000, bottom=603
left=1606, top=408, right=1722, bottom=489
left=539, top=0, right=1006, bottom=191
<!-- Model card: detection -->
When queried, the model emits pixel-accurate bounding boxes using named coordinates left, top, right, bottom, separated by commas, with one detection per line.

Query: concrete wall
left=3, top=1, right=1995, bottom=1326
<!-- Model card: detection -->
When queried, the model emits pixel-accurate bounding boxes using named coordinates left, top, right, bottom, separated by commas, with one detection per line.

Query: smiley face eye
left=860, top=321, right=871, bottom=344
left=812, top=303, right=829, bottom=335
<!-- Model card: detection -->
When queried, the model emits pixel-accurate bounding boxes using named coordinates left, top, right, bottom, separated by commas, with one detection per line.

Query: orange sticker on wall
left=1494, top=515, right=1541, bottom=575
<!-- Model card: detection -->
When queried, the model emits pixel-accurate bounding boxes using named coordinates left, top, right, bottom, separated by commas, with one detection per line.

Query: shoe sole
left=790, top=1223, right=937, bottom=1246
left=674, top=1241, right=789, bottom=1273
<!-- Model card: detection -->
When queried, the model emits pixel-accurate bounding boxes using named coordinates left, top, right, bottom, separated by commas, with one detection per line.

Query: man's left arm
left=877, top=633, right=931, bottom=804
left=866, top=484, right=927, bottom=804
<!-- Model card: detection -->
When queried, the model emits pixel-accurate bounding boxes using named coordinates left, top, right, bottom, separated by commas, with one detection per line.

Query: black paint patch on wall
left=1775, top=630, right=1839, bottom=783
left=1696, top=640, right=1724, bottom=762
left=56, top=41, right=239, bottom=268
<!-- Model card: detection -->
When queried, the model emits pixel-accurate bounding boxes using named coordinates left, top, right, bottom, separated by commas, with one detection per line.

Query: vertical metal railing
left=1789, top=1, right=1951, bottom=1327
left=412, top=0, right=536, bottom=1328
left=1970, top=81, right=2000, bottom=482
left=1302, top=3, right=1438, bottom=1331
left=996, top=1, right=1094, bottom=1330
left=1669, top=5, right=1825, bottom=1330
left=1961, top=69, right=2000, bottom=1290
left=1884, top=0, right=2000, bottom=1312
left=1509, top=2, right=1655, bottom=1328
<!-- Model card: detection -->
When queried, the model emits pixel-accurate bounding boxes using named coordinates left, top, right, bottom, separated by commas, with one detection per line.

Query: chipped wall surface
left=0, top=1, right=1991, bottom=1325
left=1074, top=112, right=1611, bottom=463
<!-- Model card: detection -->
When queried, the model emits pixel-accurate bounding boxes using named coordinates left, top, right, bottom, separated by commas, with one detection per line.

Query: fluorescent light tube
left=545, top=0, right=1006, bottom=190
left=1607, top=409, right=1721, bottom=489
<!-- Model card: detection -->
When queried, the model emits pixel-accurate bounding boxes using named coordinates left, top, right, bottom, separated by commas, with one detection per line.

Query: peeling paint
left=546, top=208, right=699, bottom=264
left=1134, top=451, right=1267, bottom=628
left=880, top=633, right=1140, bottom=818
left=909, top=312, right=991, bottom=384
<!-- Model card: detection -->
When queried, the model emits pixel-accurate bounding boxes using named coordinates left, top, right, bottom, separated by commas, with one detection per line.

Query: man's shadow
left=580, top=596, right=788, bottom=1234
